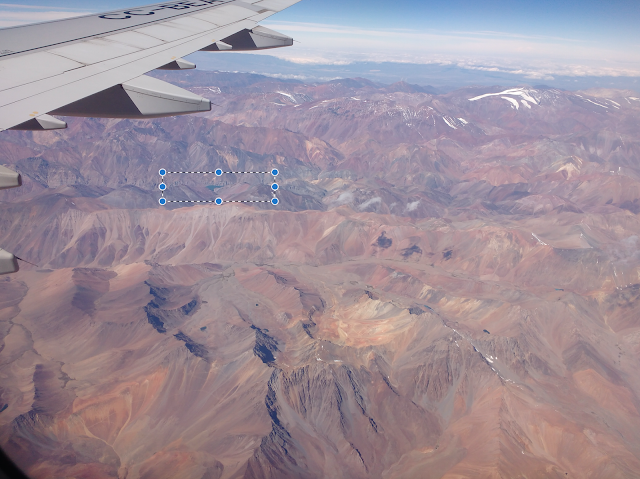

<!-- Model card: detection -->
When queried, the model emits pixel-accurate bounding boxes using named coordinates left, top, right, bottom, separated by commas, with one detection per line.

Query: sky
left=2, top=0, right=640, bottom=87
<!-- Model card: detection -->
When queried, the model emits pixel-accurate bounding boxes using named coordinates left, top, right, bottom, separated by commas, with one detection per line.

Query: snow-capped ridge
left=468, top=87, right=539, bottom=105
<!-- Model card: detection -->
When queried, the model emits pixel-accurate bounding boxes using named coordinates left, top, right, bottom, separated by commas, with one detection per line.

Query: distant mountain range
left=1, top=72, right=640, bottom=478
left=186, top=52, right=640, bottom=93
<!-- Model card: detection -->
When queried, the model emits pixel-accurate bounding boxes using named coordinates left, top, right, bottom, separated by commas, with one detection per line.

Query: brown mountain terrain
left=1, top=71, right=640, bottom=478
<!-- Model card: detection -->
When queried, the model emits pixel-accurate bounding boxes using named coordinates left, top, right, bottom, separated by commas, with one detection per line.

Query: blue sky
left=5, top=0, right=639, bottom=42
left=2, top=0, right=639, bottom=81
left=284, top=0, right=640, bottom=42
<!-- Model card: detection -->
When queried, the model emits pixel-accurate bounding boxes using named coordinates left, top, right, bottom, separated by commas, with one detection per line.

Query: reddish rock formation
left=1, top=73, right=640, bottom=478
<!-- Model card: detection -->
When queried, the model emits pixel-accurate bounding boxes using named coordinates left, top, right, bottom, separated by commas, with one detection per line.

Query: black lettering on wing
left=99, top=13, right=132, bottom=19
left=124, top=9, right=156, bottom=15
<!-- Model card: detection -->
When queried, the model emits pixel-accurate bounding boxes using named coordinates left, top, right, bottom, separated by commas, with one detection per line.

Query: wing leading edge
left=0, top=0, right=301, bottom=274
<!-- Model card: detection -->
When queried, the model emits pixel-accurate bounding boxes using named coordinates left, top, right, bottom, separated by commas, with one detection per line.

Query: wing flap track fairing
left=201, top=26, right=292, bottom=51
left=51, top=75, right=211, bottom=118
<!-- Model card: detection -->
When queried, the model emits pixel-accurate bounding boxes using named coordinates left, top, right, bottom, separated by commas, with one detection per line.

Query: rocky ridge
left=0, top=72, right=640, bottom=478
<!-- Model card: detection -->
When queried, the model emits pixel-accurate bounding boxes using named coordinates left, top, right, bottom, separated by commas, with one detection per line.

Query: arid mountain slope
left=1, top=73, right=640, bottom=478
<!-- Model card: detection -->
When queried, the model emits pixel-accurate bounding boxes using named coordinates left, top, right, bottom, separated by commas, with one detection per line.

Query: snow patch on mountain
left=532, top=233, right=548, bottom=246
left=585, top=98, right=608, bottom=109
left=442, top=117, right=457, bottom=129
left=276, top=91, right=297, bottom=103
left=502, top=96, right=519, bottom=109
left=468, top=87, right=539, bottom=105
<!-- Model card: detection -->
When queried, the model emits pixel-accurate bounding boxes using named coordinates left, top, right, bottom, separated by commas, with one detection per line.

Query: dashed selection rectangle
left=157, top=167, right=280, bottom=205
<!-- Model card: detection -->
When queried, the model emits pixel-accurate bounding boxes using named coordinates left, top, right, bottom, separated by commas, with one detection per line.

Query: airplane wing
left=0, top=0, right=301, bottom=274
left=0, top=0, right=299, bottom=131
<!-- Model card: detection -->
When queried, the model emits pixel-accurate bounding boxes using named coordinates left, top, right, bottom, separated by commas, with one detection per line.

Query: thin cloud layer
left=262, top=21, right=640, bottom=78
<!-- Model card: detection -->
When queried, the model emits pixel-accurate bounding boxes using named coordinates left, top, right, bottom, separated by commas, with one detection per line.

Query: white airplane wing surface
left=0, top=0, right=300, bottom=273
left=0, top=0, right=300, bottom=132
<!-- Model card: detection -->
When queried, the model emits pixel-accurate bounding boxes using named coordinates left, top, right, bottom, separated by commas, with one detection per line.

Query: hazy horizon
left=2, top=0, right=639, bottom=91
